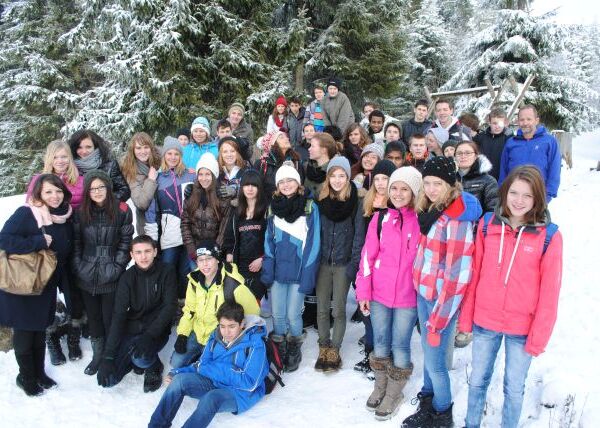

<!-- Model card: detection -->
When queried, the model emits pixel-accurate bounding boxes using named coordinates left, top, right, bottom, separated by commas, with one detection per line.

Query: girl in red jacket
left=458, top=166, right=563, bottom=428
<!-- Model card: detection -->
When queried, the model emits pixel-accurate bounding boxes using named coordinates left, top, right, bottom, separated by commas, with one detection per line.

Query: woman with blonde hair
left=120, top=132, right=161, bottom=234
left=216, top=136, right=249, bottom=207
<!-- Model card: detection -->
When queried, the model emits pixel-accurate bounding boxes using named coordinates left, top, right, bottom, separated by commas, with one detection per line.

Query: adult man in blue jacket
left=499, top=105, right=561, bottom=202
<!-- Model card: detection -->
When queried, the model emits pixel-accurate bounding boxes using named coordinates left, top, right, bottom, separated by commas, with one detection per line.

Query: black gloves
left=132, top=334, right=155, bottom=359
left=174, top=334, right=188, bottom=354
left=97, top=357, right=116, bottom=387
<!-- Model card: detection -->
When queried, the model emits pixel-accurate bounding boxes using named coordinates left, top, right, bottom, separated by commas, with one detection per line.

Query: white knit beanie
left=195, top=153, right=219, bottom=178
left=388, top=166, right=423, bottom=198
left=275, top=161, right=301, bottom=185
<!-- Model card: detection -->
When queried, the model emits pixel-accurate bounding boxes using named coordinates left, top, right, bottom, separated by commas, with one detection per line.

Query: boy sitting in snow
left=148, top=301, right=269, bottom=428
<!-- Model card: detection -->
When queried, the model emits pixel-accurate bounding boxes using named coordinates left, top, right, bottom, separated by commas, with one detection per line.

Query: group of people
left=0, top=78, right=564, bottom=428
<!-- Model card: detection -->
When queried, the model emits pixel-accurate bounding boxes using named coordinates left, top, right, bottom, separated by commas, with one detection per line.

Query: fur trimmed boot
left=375, top=363, right=413, bottom=420
left=285, top=335, right=303, bottom=372
left=366, top=355, right=390, bottom=411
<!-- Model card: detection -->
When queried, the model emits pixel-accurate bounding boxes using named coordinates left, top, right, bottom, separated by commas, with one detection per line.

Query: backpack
left=481, top=212, right=558, bottom=255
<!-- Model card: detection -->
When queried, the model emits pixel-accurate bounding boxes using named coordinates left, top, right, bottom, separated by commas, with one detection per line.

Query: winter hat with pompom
left=275, top=161, right=301, bottom=185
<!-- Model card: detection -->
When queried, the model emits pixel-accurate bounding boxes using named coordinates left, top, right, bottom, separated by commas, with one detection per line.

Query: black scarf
left=270, top=193, right=307, bottom=223
left=318, top=182, right=358, bottom=222
left=306, top=161, right=327, bottom=184
left=418, top=207, right=444, bottom=235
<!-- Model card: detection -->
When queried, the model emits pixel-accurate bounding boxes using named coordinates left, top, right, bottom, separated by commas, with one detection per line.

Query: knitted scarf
left=270, top=193, right=306, bottom=223
left=418, top=207, right=444, bottom=235
left=74, top=149, right=102, bottom=175
left=318, top=182, right=357, bottom=222
left=306, top=161, right=327, bottom=184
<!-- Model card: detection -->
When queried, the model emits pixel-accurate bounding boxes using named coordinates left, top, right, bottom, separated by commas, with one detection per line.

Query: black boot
left=285, top=335, right=303, bottom=372
left=15, top=353, right=44, bottom=396
left=132, top=365, right=145, bottom=375
left=270, top=333, right=287, bottom=366
left=32, top=341, right=57, bottom=390
left=401, top=392, right=434, bottom=427
left=302, top=294, right=318, bottom=329
left=143, top=359, right=164, bottom=393
left=45, top=329, right=66, bottom=366
left=84, top=337, right=104, bottom=376
left=353, top=349, right=372, bottom=374
left=350, top=305, right=363, bottom=323
left=430, top=403, right=454, bottom=428
left=67, top=321, right=83, bottom=361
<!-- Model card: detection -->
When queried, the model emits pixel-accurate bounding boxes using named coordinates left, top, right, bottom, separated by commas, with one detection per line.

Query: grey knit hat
left=84, top=169, right=112, bottom=190
left=162, top=136, right=183, bottom=155
left=327, top=155, right=351, bottom=179
left=361, top=142, right=384, bottom=160
left=427, top=127, right=449, bottom=146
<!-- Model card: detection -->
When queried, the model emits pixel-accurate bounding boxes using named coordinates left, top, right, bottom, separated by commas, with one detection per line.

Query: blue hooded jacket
left=182, top=141, right=219, bottom=170
left=170, top=315, right=269, bottom=414
left=498, top=126, right=561, bottom=202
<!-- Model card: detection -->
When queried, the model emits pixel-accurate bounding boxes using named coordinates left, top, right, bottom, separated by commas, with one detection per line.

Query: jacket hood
left=435, top=116, right=459, bottom=130
left=445, top=191, right=482, bottom=222
left=461, top=155, right=492, bottom=178
left=514, top=125, right=547, bottom=140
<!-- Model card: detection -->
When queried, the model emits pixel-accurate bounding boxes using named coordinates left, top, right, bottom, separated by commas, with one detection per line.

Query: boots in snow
left=351, top=305, right=363, bottom=323
left=323, top=347, right=341, bottom=372
left=401, top=392, right=434, bottom=427
left=143, top=359, right=164, bottom=393
left=354, top=349, right=372, bottom=374
left=84, top=337, right=104, bottom=376
left=33, top=343, right=57, bottom=390
left=366, top=355, right=390, bottom=411
left=302, top=294, right=318, bottom=329
left=67, top=321, right=82, bottom=361
left=314, top=345, right=330, bottom=371
left=15, top=353, right=44, bottom=397
left=285, top=335, right=303, bottom=372
left=46, top=328, right=66, bottom=366
left=375, top=363, right=413, bottom=420
left=270, top=333, right=287, bottom=367
left=132, top=365, right=145, bottom=375
left=429, top=403, right=454, bottom=428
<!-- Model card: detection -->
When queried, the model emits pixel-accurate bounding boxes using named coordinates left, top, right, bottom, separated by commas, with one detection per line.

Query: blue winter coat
left=182, top=142, right=219, bottom=170
left=261, top=199, right=321, bottom=294
left=499, top=126, right=561, bottom=202
left=171, top=315, right=269, bottom=414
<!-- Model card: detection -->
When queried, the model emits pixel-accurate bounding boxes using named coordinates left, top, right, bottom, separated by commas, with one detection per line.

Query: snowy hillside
left=0, top=131, right=599, bottom=427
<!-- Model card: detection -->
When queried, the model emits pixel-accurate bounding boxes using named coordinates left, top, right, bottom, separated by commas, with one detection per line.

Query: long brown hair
left=80, top=174, right=118, bottom=225
left=30, top=174, right=72, bottom=207
left=184, top=175, right=222, bottom=221
left=311, top=132, right=343, bottom=160
left=121, top=132, right=161, bottom=183
left=218, top=140, right=245, bottom=172
left=499, top=166, right=547, bottom=224
left=318, top=166, right=351, bottom=201
left=343, top=123, right=371, bottom=150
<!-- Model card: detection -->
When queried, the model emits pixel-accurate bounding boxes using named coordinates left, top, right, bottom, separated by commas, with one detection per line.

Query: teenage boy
left=288, top=97, right=306, bottom=148
left=148, top=301, right=269, bottom=428
left=383, top=121, right=404, bottom=148
left=304, top=85, right=326, bottom=132
left=405, top=134, right=429, bottom=172
left=367, top=110, right=386, bottom=144
left=401, top=99, right=433, bottom=146
left=473, top=108, right=510, bottom=180
left=432, top=98, right=472, bottom=141
left=384, top=141, right=406, bottom=168
left=170, top=241, right=260, bottom=369
left=96, top=235, right=177, bottom=392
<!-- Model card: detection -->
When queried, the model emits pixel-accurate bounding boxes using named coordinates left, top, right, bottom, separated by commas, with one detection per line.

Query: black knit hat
left=422, top=156, right=457, bottom=186
left=327, top=77, right=341, bottom=90
left=196, top=239, right=222, bottom=261
left=385, top=140, right=406, bottom=156
left=441, top=139, right=458, bottom=154
left=176, top=128, right=190, bottom=139
left=218, top=135, right=240, bottom=151
left=84, top=169, right=113, bottom=190
left=371, top=159, right=397, bottom=178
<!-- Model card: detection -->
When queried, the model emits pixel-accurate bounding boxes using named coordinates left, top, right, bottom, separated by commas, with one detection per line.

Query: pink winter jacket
left=355, top=207, right=420, bottom=308
left=458, top=213, right=563, bottom=357
left=27, top=173, right=85, bottom=209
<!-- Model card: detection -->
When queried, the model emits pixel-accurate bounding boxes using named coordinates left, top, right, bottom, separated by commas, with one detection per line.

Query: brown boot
left=366, top=355, right=390, bottom=411
left=323, top=347, right=341, bottom=372
left=374, top=363, right=413, bottom=420
left=314, top=345, right=329, bottom=371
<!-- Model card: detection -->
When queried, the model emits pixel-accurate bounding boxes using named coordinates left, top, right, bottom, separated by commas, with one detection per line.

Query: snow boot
left=429, top=403, right=454, bottom=428
left=354, top=349, right=372, bottom=374
left=270, top=333, right=287, bottom=366
left=284, top=335, right=303, bottom=372
left=351, top=305, right=362, bottom=323
left=15, top=354, right=44, bottom=397
left=84, top=337, right=104, bottom=376
left=143, top=359, right=164, bottom=393
left=314, top=345, right=330, bottom=371
left=375, top=363, right=413, bottom=420
left=33, top=341, right=57, bottom=390
left=302, top=294, right=318, bottom=329
left=46, top=328, right=66, bottom=366
left=67, top=321, right=83, bottom=361
left=323, top=347, right=341, bottom=372
left=366, top=355, right=390, bottom=411
left=80, top=313, right=90, bottom=339
left=401, top=392, right=434, bottom=427
left=133, top=365, right=145, bottom=375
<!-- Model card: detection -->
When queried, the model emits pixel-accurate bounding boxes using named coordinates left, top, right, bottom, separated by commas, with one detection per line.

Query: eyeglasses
left=89, top=185, right=107, bottom=193
left=455, top=151, right=475, bottom=157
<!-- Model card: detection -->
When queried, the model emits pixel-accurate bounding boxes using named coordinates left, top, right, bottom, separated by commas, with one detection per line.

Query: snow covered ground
left=0, top=131, right=599, bottom=427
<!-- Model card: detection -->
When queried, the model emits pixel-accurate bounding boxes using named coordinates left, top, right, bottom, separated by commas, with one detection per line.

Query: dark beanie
left=371, top=159, right=397, bottom=178
left=422, top=156, right=457, bottom=186
left=84, top=169, right=112, bottom=189
left=441, top=139, right=458, bottom=154
left=385, top=140, right=406, bottom=156
left=218, top=135, right=240, bottom=150
left=195, top=239, right=222, bottom=261
left=176, top=128, right=190, bottom=139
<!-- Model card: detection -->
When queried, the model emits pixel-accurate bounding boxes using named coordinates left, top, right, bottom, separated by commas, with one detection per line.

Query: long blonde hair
left=43, top=140, right=79, bottom=185
left=121, top=132, right=162, bottom=183
left=362, top=178, right=389, bottom=217
left=415, top=180, right=462, bottom=213
left=318, top=166, right=351, bottom=201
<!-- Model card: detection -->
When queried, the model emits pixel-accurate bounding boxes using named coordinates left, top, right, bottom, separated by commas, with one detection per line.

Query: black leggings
left=13, top=329, right=45, bottom=357
left=80, top=290, right=116, bottom=338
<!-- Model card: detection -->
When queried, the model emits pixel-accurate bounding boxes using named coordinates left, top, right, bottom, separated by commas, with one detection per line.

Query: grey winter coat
left=127, top=172, right=157, bottom=235
left=457, top=155, right=499, bottom=214
left=322, top=91, right=356, bottom=134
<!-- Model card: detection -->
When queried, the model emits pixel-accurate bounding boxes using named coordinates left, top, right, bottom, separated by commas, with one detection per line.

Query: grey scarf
left=74, top=148, right=102, bottom=175
left=136, top=159, right=150, bottom=177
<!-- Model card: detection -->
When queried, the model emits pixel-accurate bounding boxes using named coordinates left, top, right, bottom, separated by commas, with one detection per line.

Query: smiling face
left=314, top=87, right=325, bottom=101
left=228, top=108, right=243, bottom=127
left=423, top=176, right=446, bottom=203
left=164, top=149, right=181, bottom=169
left=197, top=168, right=213, bottom=189
left=373, top=174, right=389, bottom=196
left=328, top=168, right=348, bottom=193
left=217, top=126, right=232, bottom=139
left=506, top=179, right=535, bottom=223
left=361, top=152, right=379, bottom=171
left=327, top=85, right=339, bottom=97
left=134, top=142, right=151, bottom=163
left=389, top=181, right=413, bottom=209
left=276, top=104, right=286, bottom=115
left=52, top=148, right=70, bottom=174
left=278, top=178, right=299, bottom=197
left=196, top=255, right=218, bottom=278
left=369, top=116, right=384, bottom=133
left=130, top=242, right=157, bottom=270
left=40, top=181, right=64, bottom=209
left=192, top=128, right=209, bottom=144
left=89, top=178, right=108, bottom=206
left=385, top=126, right=400, bottom=142
left=435, top=102, right=453, bottom=126
left=76, top=137, right=95, bottom=159
left=219, top=317, right=244, bottom=343
left=220, top=142, right=238, bottom=167
left=517, top=108, right=539, bottom=138
left=303, top=124, right=315, bottom=141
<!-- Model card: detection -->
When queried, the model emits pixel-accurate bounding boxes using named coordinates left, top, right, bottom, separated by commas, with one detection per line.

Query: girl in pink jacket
left=458, top=166, right=563, bottom=428
left=355, top=166, right=422, bottom=420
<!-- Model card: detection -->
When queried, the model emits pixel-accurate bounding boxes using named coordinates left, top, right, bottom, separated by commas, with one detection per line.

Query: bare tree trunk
left=295, top=62, right=304, bottom=93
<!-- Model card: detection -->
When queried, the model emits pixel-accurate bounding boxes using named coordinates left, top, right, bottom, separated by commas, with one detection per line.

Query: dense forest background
left=0, top=0, right=598, bottom=196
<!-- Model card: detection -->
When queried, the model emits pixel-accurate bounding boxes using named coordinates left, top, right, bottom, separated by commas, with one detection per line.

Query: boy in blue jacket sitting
left=148, top=302, right=269, bottom=428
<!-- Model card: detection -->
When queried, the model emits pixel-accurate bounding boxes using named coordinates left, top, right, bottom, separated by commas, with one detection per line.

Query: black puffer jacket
left=401, top=118, right=432, bottom=146
left=103, top=261, right=177, bottom=359
left=457, top=155, right=499, bottom=214
left=72, top=200, right=134, bottom=295
left=99, top=159, right=131, bottom=202
left=319, top=207, right=357, bottom=266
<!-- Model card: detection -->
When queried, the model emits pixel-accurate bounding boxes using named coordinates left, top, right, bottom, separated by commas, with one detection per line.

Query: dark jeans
left=80, top=290, right=116, bottom=338
left=148, top=373, right=237, bottom=428
left=161, top=245, right=192, bottom=299
left=238, top=265, right=267, bottom=301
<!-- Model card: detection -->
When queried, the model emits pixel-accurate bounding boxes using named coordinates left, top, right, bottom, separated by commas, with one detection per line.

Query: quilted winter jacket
left=127, top=171, right=158, bottom=234
left=457, top=155, right=499, bottom=214
left=322, top=91, right=356, bottom=134
left=355, top=207, right=420, bottom=308
left=176, top=262, right=260, bottom=345
left=458, top=211, right=563, bottom=356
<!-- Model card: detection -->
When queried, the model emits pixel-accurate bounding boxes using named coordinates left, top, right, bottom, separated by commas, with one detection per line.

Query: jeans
left=270, top=281, right=305, bottom=337
left=370, top=301, right=417, bottom=368
left=170, top=332, right=205, bottom=369
left=316, top=265, right=351, bottom=348
left=161, top=245, right=192, bottom=299
left=417, top=294, right=458, bottom=412
left=148, top=373, right=237, bottom=428
left=465, top=324, right=532, bottom=428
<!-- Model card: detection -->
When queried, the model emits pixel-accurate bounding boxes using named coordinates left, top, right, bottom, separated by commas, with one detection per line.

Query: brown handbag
left=0, top=228, right=57, bottom=295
